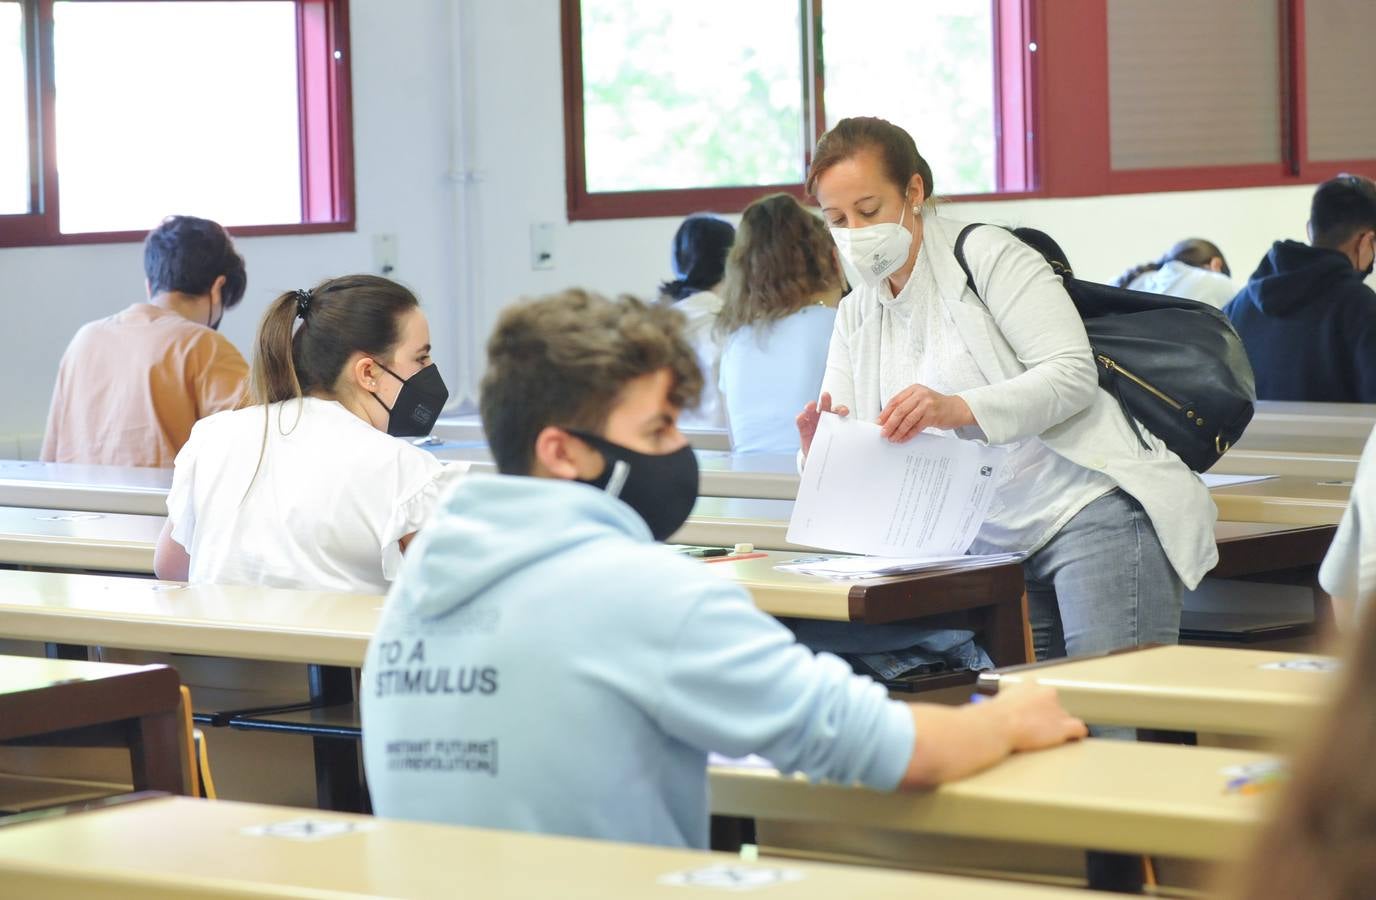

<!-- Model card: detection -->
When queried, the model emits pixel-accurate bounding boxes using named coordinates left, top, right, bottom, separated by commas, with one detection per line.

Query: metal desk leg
left=307, top=664, right=367, bottom=812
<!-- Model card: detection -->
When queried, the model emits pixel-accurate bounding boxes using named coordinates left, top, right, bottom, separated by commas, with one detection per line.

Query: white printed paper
left=786, top=415, right=1008, bottom=557
left=775, top=552, right=1025, bottom=580
left=659, top=865, right=804, bottom=892
left=241, top=818, right=375, bottom=842
left=1200, top=473, right=1276, bottom=488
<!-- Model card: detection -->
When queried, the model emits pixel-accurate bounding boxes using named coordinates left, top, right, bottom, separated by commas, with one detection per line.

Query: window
left=0, top=0, right=353, bottom=247
left=566, top=0, right=1376, bottom=217
left=1, top=1, right=29, bottom=216
left=562, top=0, right=1026, bottom=220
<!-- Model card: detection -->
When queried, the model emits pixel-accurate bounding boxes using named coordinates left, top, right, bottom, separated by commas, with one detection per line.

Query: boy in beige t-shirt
left=41, top=216, right=250, bottom=469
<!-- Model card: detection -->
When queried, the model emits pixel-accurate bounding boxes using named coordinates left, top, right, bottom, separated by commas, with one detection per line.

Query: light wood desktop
left=0, top=505, right=161, bottom=573
left=1209, top=476, right=1350, bottom=527
left=710, top=738, right=1272, bottom=862
left=0, top=795, right=1087, bottom=900
left=978, top=644, right=1336, bottom=739
left=0, top=459, right=170, bottom=516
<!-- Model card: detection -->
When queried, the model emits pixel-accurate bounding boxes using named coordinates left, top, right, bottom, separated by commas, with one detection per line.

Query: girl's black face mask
left=567, top=430, right=699, bottom=542
left=372, top=363, right=449, bottom=438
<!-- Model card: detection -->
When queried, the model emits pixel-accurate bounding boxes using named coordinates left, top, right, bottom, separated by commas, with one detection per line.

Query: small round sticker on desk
left=659, top=865, right=804, bottom=891
left=241, top=818, right=375, bottom=841
left=1259, top=659, right=1340, bottom=673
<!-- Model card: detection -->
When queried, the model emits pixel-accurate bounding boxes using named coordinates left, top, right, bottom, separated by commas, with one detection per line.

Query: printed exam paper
left=786, top=414, right=1008, bottom=557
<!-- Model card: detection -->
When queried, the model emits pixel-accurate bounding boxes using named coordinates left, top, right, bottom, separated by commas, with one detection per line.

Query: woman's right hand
left=796, top=392, right=850, bottom=456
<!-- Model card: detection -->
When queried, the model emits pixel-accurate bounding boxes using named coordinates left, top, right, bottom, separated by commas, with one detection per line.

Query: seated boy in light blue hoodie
left=361, top=289, right=1085, bottom=849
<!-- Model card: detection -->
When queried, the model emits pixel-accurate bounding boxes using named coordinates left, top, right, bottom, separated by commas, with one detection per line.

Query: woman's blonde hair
left=715, top=193, right=841, bottom=337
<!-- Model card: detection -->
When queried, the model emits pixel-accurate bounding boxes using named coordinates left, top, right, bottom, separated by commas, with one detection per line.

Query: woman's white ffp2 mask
left=829, top=203, right=914, bottom=289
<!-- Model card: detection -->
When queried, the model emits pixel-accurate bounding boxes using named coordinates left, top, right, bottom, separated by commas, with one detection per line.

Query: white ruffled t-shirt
left=166, top=397, right=450, bottom=594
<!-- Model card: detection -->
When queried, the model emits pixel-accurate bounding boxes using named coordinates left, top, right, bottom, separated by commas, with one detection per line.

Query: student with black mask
left=1224, top=174, right=1376, bottom=402
left=153, top=275, right=452, bottom=594
left=658, top=214, right=735, bottom=430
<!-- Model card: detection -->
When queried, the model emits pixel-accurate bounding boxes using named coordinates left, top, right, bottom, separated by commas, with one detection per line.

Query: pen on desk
left=683, top=547, right=731, bottom=558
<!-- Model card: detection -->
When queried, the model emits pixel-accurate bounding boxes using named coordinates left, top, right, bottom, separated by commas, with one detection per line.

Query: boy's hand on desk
left=878, top=384, right=975, bottom=442
left=987, top=684, right=1088, bottom=753
left=796, top=392, right=850, bottom=456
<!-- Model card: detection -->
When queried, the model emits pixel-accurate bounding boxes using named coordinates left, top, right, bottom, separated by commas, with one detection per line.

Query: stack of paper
left=1200, top=473, right=1277, bottom=488
left=776, top=552, right=1025, bottom=580
left=787, top=415, right=1009, bottom=557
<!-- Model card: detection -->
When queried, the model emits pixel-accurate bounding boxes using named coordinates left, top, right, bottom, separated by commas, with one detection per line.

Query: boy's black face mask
left=567, top=430, right=699, bottom=542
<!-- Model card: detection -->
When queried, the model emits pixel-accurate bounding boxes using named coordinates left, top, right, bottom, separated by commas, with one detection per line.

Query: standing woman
left=659, top=214, right=736, bottom=430
left=797, top=117, right=1217, bottom=661
left=717, top=193, right=844, bottom=454
left=154, top=275, right=452, bottom=594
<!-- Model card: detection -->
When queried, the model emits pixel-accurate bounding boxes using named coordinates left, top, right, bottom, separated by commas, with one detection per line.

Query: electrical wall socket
left=373, top=233, right=398, bottom=276
left=530, top=223, right=555, bottom=270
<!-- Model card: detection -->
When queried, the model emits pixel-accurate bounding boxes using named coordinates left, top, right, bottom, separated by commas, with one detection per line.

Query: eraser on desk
left=734, top=543, right=754, bottom=554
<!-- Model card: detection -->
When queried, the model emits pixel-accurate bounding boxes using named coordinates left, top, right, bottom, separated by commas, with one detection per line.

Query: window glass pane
left=1305, top=0, right=1376, bottom=162
left=581, top=0, right=804, bottom=193
left=53, top=1, right=301, bottom=233
left=0, top=1, right=28, bottom=215
left=823, top=0, right=997, bottom=195
left=1107, top=0, right=1280, bottom=170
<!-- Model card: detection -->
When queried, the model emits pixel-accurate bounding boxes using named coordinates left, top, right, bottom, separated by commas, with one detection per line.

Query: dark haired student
left=361, top=289, right=1085, bottom=849
left=152, top=275, right=451, bottom=593
left=1224, top=174, right=1376, bottom=402
left=659, top=214, right=736, bottom=430
left=42, top=215, right=250, bottom=468
left=797, top=116, right=1217, bottom=664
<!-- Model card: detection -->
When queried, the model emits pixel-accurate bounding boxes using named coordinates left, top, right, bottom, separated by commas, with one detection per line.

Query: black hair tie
left=294, top=288, right=314, bottom=320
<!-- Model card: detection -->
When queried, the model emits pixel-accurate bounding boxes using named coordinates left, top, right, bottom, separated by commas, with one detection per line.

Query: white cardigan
left=822, top=214, right=1218, bottom=589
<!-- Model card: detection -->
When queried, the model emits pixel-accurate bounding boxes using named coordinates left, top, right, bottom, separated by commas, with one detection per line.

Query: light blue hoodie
left=361, top=474, right=914, bottom=849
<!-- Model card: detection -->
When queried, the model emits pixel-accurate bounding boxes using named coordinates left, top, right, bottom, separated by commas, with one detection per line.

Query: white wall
left=0, top=0, right=1329, bottom=455
left=0, top=0, right=457, bottom=454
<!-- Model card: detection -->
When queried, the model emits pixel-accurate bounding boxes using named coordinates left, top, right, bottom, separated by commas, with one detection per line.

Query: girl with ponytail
left=153, top=275, right=452, bottom=594
left=1117, top=238, right=1237, bottom=309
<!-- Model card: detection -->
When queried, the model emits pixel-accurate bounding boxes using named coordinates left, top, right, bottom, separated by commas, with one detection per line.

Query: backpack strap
left=953, top=223, right=986, bottom=299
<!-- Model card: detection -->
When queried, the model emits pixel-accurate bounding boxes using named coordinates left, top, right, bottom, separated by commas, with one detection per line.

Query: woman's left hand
left=878, top=384, right=976, bottom=442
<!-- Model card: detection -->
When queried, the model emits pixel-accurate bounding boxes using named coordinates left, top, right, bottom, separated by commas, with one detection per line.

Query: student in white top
left=796, top=117, right=1217, bottom=663
left=153, top=275, right=451, bottom=594
left=1117, top=238, right=1237, bottom=309
left=1319, top=423, right=1376, bottom=625
left=658, top=214, right=735, bottom=431
left=717, top=193, right=842, bottom=455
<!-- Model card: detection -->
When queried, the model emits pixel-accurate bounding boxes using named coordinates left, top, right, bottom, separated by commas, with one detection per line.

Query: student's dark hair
left=480, top=290, right=704, bottom=476
left=1225, top=604, right=1376, bottom=900
left=1115, top=238, right=1231, bottom=288
left=806, top=116, right=935, bottom=201
left=251, top=274, right=419, bottom=406
left=717, top=193, right=842, bottom=337
left=143, top=215, right=247, bottom=309
left=1310, top=174, right=1376, bottom=250
left=1011, top=227, right=1074, bottom=278
left=659, top=215, right=736, bottom=302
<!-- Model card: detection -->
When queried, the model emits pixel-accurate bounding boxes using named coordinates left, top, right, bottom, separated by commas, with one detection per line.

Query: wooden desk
left=0, top=460, right=170, bottom=516
left=0, top=656, right=183, bottom=797
left=0, top=505, right=161, bottom=573
left=710, top=738, right=1271, bottom=862
left=1210, top=477, right=1350, bottom=527
left=710, top=551, right=1029, bottom=665
left=977, top=645, right=1336, bottom=738
left=1242, top=400, right=1376, bottom=441
left=0, top=795, right=1085, bottom=900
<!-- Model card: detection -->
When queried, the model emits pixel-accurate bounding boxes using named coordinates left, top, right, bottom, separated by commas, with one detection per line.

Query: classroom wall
left=0, top=0, right=458, bottom=455
left=0, top=0, right=1345, bottom=455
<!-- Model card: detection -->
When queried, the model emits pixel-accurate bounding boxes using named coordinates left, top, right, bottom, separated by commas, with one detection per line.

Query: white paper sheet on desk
left=776, top=552, right=1025, bottom=580
left=1200, top=473, right=1277, bottom=488
left=786, top=415, right=1009, bottom=557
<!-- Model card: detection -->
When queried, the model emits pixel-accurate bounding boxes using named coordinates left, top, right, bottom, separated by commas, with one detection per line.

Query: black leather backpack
left=954, top=223, right=1255, bottom=472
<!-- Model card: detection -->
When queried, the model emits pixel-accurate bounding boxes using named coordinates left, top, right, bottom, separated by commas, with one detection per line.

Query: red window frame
left=0, top=0, right=355, bottom=248
left=563, top=0, right=1376, bottom=221
left=561, top=0, right=1035, bottom=221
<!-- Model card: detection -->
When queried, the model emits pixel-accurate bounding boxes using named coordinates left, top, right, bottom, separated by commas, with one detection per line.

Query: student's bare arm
left=899, top=685, right=1087, bottom=789
left=153, top=518, right=190, bottom=582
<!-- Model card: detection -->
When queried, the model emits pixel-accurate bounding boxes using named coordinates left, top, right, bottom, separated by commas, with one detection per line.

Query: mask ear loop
left=604, top=459, right=630, bottom=498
